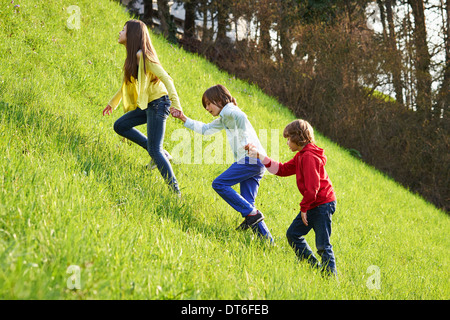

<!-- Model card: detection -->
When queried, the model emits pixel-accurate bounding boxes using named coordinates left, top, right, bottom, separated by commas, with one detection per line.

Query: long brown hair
left=123, top=20, right=160, bottom=84
left=201, top=84, right=237, bottom=109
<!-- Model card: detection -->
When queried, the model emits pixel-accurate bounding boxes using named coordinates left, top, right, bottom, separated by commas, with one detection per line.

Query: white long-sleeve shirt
left=184, top=103, right=266, bottom=162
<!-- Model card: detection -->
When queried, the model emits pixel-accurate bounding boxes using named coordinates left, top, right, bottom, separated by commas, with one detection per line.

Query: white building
left=121, top=0, right=253, bottom=41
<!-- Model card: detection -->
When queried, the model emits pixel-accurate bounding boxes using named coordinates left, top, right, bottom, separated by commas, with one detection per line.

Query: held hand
left=301, top=211, right=308, bottom=226
left=169, top=107, right=179, bottom=117
left=103, top=105, right=112, bottom=116
left=170, top=107, right=186, bottom=122
left=245, top=143, right=260, bottom=159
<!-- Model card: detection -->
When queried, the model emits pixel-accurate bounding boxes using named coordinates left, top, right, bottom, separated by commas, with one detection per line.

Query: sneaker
left=165, top=150, right=173, bottom=162
left=236, top=219, right=249, bottom=231
left=236, top=210, right=264, bottom=230
left=146, top=150, right=172, bottom=170
left=147, top=159, right=157, bottom=170
left=320, top=265, right=338, bottom=279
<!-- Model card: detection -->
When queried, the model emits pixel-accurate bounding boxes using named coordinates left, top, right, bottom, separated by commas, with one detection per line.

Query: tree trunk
left=143, top=0, right=154, bottom=26
left=437, top=0, right=449, bottom=119
left=377, top=0, right=388, bottom=41
left=216, top=0, right=230, bottom=44
left=385, top=0, right=404, bottom=105
left=184, top=0, right=197, bottom=39
left=199, top=0, right=210, bottom=42
left=278, top=0, right=293, bottom=64
left=257, top=0, right=273, bottom=56
left=408, top=0, right=432, bottom=116
left=157, top=0, right=170, bottom=37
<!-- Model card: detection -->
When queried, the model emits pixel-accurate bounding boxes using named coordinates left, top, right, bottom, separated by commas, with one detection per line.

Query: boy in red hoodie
left=246, top=119, right=337, bottom=275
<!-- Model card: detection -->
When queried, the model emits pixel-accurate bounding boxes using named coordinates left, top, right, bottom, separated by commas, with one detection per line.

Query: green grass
left=0, top=0, right=448, bottom=300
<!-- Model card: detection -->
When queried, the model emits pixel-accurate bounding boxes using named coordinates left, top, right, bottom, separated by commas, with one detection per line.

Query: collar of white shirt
left=219, top=102, right=235, bottom=118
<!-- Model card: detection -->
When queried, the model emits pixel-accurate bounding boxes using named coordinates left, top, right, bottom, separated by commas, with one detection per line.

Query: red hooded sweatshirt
left=263, top=143, right=336, bottom=212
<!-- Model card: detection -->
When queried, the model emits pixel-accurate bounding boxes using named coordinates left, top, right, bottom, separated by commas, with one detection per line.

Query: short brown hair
left=283, top=119, right=315, bottom=146
left=202, top=84, right=237, bottom=109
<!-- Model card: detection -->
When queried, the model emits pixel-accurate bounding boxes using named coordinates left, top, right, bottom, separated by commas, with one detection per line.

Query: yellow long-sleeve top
left=108, top=53, right=181, bottom=113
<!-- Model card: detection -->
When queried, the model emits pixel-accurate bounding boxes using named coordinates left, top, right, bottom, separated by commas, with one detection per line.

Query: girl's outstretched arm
left=104, top=86, right=123, bottom=115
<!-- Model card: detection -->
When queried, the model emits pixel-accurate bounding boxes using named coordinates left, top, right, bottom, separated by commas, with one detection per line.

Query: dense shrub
left=179, top=18, right=449, bottom=212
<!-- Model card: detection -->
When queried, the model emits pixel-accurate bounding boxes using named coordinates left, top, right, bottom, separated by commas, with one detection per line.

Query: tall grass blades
left=0, top=0, right=448, bottom=300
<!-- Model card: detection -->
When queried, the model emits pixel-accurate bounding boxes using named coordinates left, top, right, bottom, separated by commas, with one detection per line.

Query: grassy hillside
left=0, top=0, right=448, bottom=300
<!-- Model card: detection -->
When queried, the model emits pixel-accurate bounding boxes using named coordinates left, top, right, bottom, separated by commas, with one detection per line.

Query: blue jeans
left=113, top=96, right=179, bottom=193
left=286, top=201, right=337, bottom=274
left=212, top=157, right=273, bottom=241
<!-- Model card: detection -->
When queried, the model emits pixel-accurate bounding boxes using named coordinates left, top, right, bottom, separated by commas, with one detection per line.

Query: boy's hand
left=245, top=143, right=262, bottom=160
left=103, top=105, right=112, bottom=116
left=170, top=107, right=187, bottom=122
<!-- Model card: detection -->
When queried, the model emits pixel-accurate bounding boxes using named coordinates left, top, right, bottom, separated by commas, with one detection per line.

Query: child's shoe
left=146, top=150, right=173, bottom=170
left=236, top=219, right=249, bottom=231
left=165, top=150, right=173, bottom=162
left=321, top=267, right=338, bottom=279
left=236, top=210, right=264, bottom=230
left=246, top=210, right=264, bottom=226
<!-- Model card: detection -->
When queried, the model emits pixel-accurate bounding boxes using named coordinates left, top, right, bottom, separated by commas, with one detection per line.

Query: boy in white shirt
left=170, top=85, right=272, bottom=241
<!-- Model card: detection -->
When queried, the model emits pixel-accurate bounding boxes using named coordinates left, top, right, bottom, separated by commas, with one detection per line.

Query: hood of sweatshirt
left=299, top=143, right=327, bottom=165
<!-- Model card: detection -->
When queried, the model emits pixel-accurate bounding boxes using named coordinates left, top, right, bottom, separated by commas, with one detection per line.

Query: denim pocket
left=149, top=96, right=170, bottom=119
left=316, top=201, right=336, bottom=216
left=156, top=101, right=170, bottom=119
left=330, top=201, right=336, bottom=214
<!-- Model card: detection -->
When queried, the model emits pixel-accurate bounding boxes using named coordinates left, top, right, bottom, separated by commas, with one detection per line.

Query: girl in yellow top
left=103, top=20, right=181, bottom=194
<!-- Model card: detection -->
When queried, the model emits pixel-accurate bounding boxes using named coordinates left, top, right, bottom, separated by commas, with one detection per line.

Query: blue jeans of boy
left=113, top=96, right=179, bottom=193
left=212, top=157, right=273, bottom=241
left=286, top=201, right=337, bottom=274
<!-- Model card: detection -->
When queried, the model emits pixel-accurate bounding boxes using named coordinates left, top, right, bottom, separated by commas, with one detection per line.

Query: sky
left=366, top=0, right=446, bottom=94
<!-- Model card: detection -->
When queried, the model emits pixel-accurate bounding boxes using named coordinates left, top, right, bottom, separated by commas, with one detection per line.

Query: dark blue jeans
left=286, top=201, right=337, bottom=274
left=113, top=96, right=179, bottom=193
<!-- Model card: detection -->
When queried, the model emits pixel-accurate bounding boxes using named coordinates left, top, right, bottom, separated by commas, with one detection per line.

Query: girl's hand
left=170, top=107, right=187, bottom=122
left=103, top=105, right=112, bottom=116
